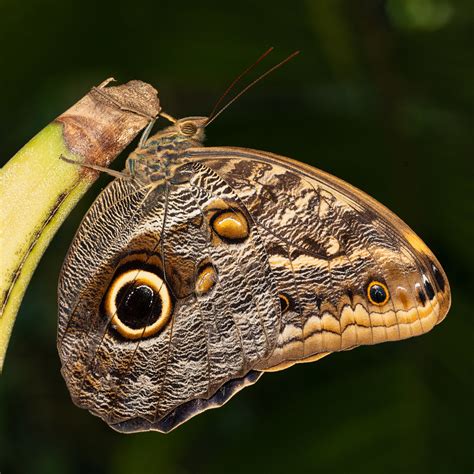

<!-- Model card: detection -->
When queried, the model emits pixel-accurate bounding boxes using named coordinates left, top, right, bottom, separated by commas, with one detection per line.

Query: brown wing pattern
left=58, top=140, right=450, bottom=433
left=185, top=147, right=451, bottom=371
left=58, top=166, right=280, bottom=432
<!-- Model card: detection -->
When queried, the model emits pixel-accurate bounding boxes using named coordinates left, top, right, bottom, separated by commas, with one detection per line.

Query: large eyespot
left=180, top=121, right=197, bottom=136
left=211, top=210, right=249, bottom=241
left=367, top=281, right=389, bottom=306
left=104, top=269, right=172, bottom=339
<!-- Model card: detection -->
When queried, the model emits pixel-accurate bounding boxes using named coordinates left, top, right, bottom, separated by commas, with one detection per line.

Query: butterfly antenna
left=160, top=111, right=177, bottom=123
left=207, top=47, right=275, bottom=122
left=205, top=50, right=300, bottom=127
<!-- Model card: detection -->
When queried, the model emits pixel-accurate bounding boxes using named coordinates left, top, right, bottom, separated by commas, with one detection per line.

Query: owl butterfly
left=58, top=77, right=450, bottom=434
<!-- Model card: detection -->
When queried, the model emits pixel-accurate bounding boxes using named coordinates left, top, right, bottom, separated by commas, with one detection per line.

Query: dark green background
left=1, top=1, right=472, bottom=473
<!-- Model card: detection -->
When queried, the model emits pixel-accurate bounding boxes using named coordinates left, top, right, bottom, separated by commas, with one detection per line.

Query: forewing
left=184, top=147, right=451, bottom=371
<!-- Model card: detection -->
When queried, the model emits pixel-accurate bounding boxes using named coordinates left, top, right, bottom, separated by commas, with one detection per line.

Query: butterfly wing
left=58, top=145, right=451, bottom=433
left=58, top=167, right=280, bottom=433
left=183, top=146, right=451, bottom=371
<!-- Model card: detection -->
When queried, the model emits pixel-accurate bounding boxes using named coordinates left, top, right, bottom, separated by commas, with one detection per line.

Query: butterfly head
left=146, top=115, right=208, bottom=148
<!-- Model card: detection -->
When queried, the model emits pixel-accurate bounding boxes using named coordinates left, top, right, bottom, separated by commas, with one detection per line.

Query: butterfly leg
left=138, top=118, right=157, bottom=148
left=60, top=155, right=129, bottom=179
left=137, top=111, right=177, bottom=148
left=126, top=156, right=138, bottom=179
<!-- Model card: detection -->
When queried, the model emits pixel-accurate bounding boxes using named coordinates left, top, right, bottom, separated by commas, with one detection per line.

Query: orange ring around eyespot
left=367, top=280, right=390, bottom=306
left=104, top=269, right=172, bottom=340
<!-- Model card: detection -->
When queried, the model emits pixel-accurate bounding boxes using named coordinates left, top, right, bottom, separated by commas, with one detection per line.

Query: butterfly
left=57, top=106, right=451, bottom=433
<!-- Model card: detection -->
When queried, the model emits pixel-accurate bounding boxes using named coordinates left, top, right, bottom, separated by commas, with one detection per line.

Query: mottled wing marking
left=58, top=178, right=161, bottom=365
left=187, top=161, right=281, bottom=352
left=58, top=138, right=450, bottom=433
left=58, top=160, right=280, bottom=428
left=59, top=178, right=172, bottom=423
left=184, top=147, right=451, bottom=370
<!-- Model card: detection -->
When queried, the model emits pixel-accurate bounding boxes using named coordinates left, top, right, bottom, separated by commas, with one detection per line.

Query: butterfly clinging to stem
left=58, top=49, right=451, bottom=433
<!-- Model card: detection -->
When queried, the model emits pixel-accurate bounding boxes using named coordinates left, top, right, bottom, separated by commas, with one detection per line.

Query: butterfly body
left=58, top=116, right=450, bottom=433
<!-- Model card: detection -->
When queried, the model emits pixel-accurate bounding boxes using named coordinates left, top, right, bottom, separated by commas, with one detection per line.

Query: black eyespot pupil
left=116, top=283, right=162, bottom=329
left=369, top=284, right=387, bottom=304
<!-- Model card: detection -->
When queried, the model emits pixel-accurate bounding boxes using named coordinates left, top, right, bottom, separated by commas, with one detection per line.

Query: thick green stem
left=0, top=79, right=160, bottom=371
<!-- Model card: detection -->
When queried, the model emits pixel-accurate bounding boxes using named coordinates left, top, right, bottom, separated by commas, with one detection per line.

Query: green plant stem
left=0, top=124, right=90, bottom=368
left=0, top=79, right=160, bottom=371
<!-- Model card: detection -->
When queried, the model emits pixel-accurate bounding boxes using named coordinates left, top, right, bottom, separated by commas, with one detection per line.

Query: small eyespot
left=196, top=264, right=217, bottom=296
left=367, top=281, right=389, bottom=306
left=211, top=210, right=249, bottom=241
left=103, top=269, right=172, bottom=339
left=180, top=121, right=197, bottom=136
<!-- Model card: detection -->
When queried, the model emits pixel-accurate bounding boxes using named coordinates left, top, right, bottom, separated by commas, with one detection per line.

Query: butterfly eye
left=180, top=122, right=197, bottom=136
left=103, top=269, right=172, bottom=339
left=367, top=281, right=389, bottom=306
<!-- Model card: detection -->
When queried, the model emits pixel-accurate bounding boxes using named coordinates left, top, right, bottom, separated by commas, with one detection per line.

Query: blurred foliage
left=0, top=0, right=472, bottom=473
